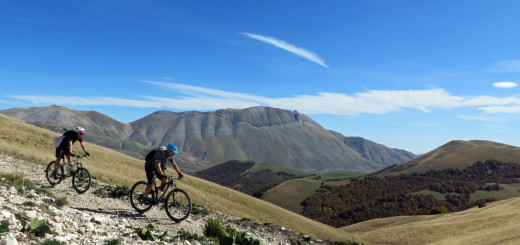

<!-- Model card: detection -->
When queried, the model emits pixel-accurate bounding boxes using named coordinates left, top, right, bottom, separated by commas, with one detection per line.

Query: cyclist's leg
left=54, top=149, right=63, bottom=170
left=62, top=141, right=72, bottom=163
left=143, top=166, right=156, bottom=197
left=159, top=174, right=167, bottom=191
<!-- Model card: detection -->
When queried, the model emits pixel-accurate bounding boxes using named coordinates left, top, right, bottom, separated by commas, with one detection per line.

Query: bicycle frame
left=58, top=154, right=84, bottom=176
left=151, top=177, right=181, bottom=204
left=151, top=179, right=175, bottom=203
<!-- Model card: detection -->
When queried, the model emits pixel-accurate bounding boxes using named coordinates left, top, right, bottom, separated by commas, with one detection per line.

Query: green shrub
left=177, top=228, right=202, bottom=241
left=23, top=201, right=36, bottom=207
left=54, top=197, right=68, bottom=207
left=191, top=203, right=210, bottom=215
left=103, top=238, right=121, bottom=245
left=222, top=226, right=260, bottom=245
left=134, top=225, right=168, bottom=241
left=15, top=214, right=53, bottom=237
left=203, top=218, right=224, bottom=238
left=41, top=239, right=63, bottom=245
left=113, top=185, right=130, bottom=198
left=0, top=221, right=9, bottom=238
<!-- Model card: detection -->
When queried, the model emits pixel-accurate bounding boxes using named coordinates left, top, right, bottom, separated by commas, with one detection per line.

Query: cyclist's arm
left=170, top=158, right=182, bottom=176
left=67, top=140, right=73, bottom=153
left=155, top=161, right=167, bottom=179
left=79, top=141, right=87, bottom=153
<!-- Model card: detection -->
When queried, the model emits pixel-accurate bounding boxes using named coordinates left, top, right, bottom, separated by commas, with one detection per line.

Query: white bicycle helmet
left=75, top=127, right=86, bottom=134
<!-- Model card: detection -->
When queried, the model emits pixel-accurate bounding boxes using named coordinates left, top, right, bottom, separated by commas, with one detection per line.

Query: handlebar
left=70, top=153, right=90, bottom=158
left=168, top=176, right=182, bottom=181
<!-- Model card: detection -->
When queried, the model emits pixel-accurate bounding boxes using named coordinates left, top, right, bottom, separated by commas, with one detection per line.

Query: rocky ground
left=0, top=155, right=340, bottom=245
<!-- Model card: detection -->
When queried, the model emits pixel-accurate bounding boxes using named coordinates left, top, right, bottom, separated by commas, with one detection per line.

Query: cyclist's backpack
left=53, top=136, right=65, bottom=148
left=145, top=146, right=167, bottom=161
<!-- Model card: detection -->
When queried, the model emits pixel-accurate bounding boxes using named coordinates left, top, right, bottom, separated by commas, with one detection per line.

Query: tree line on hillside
left=301, top=160, right=520, bottom=227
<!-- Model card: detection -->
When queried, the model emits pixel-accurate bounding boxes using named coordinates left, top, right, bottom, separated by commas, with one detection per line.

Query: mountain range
left=0, top=105, right=416, bottom=173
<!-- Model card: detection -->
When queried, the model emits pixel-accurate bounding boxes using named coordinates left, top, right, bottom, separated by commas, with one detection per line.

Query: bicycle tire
left=130, top=181, right=154, bottom=213
left=165, top=188, right=192, bottom=222
left=72, top=167, right=91, bottom=194
left=45, top=161, right=64, bottom=186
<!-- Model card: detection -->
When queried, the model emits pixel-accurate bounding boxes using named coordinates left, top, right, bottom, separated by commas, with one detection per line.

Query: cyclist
left=54, top=127, right=90, bottom=172
left=142, top=143, right=183, bottom=202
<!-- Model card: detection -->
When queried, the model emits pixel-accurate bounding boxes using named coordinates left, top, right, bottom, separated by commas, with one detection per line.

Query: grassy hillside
left=262, top=178, right=322, bottom=213
left=0, top=113, right=360, bottom=243
left=341, top=197, right=520, bottom=245
left=194, top=160, right=312, bottom=198
left=378, top=140, right=520, bottom=175
left=261, top=171, right=365, bottom=213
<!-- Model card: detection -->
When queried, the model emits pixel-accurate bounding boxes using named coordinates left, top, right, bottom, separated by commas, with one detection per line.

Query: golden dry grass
left=262, top=178, right=322, bottom=213
left=340, top=197, right=520, bottom=245
left=0, top=114, right=361, bottom=243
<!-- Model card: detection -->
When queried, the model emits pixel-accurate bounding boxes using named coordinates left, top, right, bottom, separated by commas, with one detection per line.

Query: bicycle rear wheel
left=45, top=161, right=64, bottom=186
left=130, top=181, right=154, bottom=213
left=72, top=168, right=91, bottom=194
left=165, top=188, right=192, bottom=222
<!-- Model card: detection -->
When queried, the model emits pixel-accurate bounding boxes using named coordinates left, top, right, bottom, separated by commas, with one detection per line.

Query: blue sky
left=1, top=0, right=520, bottom=154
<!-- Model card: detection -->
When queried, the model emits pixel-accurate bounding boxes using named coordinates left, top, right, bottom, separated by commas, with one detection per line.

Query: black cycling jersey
left=145, top=150, right=174, bottom=184
left=55, top=130, right=83, bottom=158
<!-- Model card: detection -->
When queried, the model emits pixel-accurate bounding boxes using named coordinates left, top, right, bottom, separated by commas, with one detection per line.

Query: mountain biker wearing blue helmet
left=142, top=143, right=183, bottom=200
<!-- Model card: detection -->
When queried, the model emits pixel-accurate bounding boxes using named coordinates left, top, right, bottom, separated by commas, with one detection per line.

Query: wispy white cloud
left=142, top=81, right=269, bottom=103
left=489, top=60, right=520, bottom=72
left=8, top=82, right=520, bottom=116
left=478, top=106, right=520, bottom=114
left=493, top=81, right=518, bottom=88
left=241, top=32, right=329, bottom=68
left=7, top=95, right=163, bottom=108
left=458, top=115, right=500, bottom=121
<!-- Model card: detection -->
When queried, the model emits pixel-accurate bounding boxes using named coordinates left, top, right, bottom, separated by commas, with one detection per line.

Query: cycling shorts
left=55, top=146, right=71, bottom=159
left=145, top=163, right=166, bottom=184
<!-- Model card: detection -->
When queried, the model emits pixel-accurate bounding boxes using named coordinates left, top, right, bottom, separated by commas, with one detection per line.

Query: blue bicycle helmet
left=167, top=143, right=179, bottom=153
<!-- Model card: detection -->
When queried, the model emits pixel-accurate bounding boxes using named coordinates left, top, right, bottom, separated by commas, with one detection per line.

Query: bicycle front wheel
left=130, top=181, right=154, bottom=213
left=165, top=188, right=192, bottom=222
left=45, top=161, right=64, bottom=186
left=72, top=168, right=91, bottom=194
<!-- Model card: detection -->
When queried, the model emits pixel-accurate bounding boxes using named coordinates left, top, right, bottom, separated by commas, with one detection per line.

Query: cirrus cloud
left=241, top=32, right=329, bottom=68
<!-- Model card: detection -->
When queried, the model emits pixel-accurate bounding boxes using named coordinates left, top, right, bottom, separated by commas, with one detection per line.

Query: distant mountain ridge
left=330, top=132, right=416, bottom=166
left=0, top=105, right=416, bottom=173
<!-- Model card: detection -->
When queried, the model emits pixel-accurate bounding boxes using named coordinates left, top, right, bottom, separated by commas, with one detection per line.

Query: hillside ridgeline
left=0, top=105, right=416, bottom=173
left=376, top=140, right=520, bottom=175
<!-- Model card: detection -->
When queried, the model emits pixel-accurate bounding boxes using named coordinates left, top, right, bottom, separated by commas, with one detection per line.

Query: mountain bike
left=45, top=153, right=92, bottom=194
left=129, top=176, right=192, bottom=223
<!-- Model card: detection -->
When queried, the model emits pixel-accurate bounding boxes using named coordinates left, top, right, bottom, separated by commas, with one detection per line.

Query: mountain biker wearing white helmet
left=54, top=127, right=90, bottom=171
left=142, top=143, right=183, bottom=200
